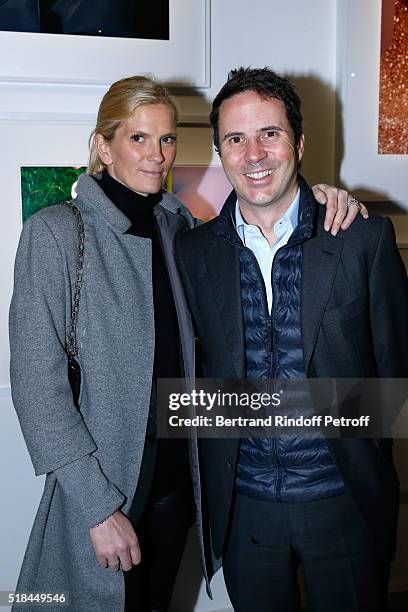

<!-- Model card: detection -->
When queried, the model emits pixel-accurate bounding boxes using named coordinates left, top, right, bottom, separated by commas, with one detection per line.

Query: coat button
left=226, top=460, right=233, bottom=472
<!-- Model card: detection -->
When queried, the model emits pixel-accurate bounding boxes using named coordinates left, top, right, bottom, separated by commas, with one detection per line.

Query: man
left=175, top=68, right=408, bottom=611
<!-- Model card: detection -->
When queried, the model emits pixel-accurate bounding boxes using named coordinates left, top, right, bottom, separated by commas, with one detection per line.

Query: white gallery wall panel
left=0, top=0, right=210, bottom=87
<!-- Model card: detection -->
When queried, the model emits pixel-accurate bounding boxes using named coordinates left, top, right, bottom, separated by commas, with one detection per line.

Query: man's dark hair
left=210, top=67, right=303, bottom=154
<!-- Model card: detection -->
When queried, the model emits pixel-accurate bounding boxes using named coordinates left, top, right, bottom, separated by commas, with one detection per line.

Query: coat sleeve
left=9, top=214, right=125, bottom=527
left=368, top=217, right=408, bottom=377
left=368, top=217, right=408, bottom=436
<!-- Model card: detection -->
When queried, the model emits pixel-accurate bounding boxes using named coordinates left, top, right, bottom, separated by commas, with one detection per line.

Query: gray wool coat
left=9, top=173, right=210, bottom=612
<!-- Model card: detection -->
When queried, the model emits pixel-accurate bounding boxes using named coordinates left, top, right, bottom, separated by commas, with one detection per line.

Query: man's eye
left=265, top=130, right=279, bottom=139
left=230, top=136, right=243, bottom=145
left=130, top=134, right=144, bottom=143
left=161, top=136, right=177, bottom=144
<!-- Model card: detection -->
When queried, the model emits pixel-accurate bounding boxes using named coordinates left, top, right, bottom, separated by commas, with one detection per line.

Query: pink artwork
left=171, top=166, right=232, bottom=221
left=378, top=0, right=408, bottom=154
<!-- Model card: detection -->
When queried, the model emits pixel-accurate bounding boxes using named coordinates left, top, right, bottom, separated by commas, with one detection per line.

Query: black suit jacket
left=175, top=177, right=408, bottom=561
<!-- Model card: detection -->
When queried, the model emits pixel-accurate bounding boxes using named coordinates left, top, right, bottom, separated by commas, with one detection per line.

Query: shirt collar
left=235, top=188, right=300, bottom=235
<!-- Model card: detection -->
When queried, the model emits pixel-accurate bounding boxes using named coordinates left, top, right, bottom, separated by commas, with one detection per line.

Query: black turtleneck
left=97, top=171, right=192, bottom=516
left=97, top=170, right=181, bottom=385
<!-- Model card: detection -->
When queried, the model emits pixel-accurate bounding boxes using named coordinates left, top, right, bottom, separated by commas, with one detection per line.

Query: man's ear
left=297, top=134, right=305, bottom=164
left=94, top=133, right=112, bottom=166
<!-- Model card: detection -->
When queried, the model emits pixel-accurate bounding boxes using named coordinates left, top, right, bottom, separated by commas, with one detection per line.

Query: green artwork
left=21, top=166, right=86, bottom=223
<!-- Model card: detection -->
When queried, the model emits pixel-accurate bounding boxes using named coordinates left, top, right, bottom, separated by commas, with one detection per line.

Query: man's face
left=218, top=91, right=304, bottom=211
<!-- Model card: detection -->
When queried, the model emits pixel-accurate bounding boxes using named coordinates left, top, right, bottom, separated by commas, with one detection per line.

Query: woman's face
left=96, top=103, right=177, bottom=195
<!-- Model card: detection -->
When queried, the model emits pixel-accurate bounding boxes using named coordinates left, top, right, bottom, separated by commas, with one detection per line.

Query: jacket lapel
left=302, top=229, right=344, bottom=373
left=204, top=182, right=345, bottom=379
left=204, top=221, right=246, bottom=379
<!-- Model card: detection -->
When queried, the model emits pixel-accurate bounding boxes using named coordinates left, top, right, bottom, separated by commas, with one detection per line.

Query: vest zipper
left=270, top=248, right=285, bottom=501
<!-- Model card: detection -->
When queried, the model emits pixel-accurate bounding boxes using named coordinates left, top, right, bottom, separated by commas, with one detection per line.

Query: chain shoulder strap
left=62, top=200, right=85, bottom=359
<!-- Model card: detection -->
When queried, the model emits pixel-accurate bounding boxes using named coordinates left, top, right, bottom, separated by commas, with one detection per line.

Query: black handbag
left=62, top=200, right=85, bottom=409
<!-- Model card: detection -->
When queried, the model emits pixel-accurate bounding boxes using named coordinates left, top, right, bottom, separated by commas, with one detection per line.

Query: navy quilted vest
left=220, top=186, right=345, bottom=503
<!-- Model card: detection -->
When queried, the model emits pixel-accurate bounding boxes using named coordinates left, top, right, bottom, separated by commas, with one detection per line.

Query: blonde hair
left=87, top=75, right=178, bottom=174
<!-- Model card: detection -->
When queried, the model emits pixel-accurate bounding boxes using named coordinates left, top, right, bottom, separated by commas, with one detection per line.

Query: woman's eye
left=130, top=134, right=144, bottom=143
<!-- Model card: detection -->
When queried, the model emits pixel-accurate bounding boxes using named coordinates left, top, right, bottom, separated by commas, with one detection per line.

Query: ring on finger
left=347, top=195, right=362, bottom=210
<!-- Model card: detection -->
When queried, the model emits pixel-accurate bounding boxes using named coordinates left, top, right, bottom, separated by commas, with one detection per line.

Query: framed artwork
left=378, top=0, right=408, bottom=154
left=0, top=0, right=210, bottom=87
left=170, top=165, right=231, bottom=221
left=0, top=0, right=169, bottom=40
left=21, top=166, right=86, bottom=222
left=336, top=0, right=407, bottom=209
left=20, top=164, right=232, bottom=224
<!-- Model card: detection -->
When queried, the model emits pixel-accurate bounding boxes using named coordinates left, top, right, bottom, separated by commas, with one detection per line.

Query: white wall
left=209, top=0, right=338, bottom=186
left=1, top=1, right=407, bottom=610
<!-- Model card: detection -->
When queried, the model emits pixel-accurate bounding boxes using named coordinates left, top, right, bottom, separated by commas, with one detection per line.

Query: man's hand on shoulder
left=89, top=509, right=141, bottom=572
left=312, top=184, right=369, bottom=236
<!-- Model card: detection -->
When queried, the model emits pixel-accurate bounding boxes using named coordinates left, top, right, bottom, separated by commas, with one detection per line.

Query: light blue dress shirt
left=235, top=189, right=300, bottom=313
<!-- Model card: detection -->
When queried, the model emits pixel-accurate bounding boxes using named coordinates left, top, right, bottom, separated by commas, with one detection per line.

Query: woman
left=9, top=75, right=365, bottom=612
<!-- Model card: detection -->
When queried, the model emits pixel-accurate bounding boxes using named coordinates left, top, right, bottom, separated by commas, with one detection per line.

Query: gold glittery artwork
left=378, top=0, right=408, bottom=154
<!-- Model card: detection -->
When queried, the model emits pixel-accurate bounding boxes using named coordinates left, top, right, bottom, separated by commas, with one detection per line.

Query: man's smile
left=245, top=168, right=274, bottom=180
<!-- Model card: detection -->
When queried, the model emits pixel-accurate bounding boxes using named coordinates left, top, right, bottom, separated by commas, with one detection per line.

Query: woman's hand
left=312, top=184, right=369, bottom=236
left=89, top=510, right=141, bottom=571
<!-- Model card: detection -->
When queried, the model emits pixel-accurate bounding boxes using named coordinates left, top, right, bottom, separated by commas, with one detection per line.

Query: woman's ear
left=94, top=134, right=112, bottom=166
